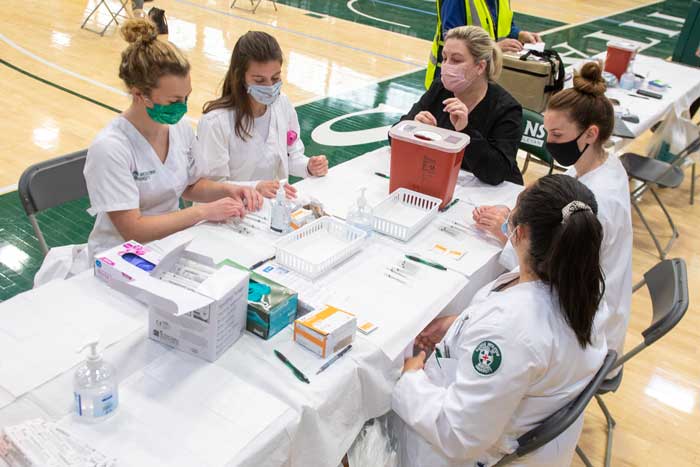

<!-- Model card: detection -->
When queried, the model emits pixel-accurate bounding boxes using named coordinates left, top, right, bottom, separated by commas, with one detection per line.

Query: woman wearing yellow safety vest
left=426, top=0, right=542, bottom=89
left=399, top=26, right=523, bottom=186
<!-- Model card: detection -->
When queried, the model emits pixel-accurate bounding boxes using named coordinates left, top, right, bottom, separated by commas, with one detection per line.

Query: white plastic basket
left=274, top=217, right=367, bottom=279
left=372, top=188, right=441, bottom=241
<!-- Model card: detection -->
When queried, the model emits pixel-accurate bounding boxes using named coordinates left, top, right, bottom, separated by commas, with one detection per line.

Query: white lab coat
left=193, top=94, right=309, bottom=185
left=498, top=155, right=632, bottom=360
left=391, top=272, right=608, bottom=467
left=84, top=116, right=202, bottom=259
left=565, top=155, right=632, bottom=360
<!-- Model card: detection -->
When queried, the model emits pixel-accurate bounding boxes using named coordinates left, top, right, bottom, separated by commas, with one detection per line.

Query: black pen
left=316, top=345, right=352, bottom=375
left=274, top=350, right=310, bottom=384
left=250, top=255, right=276, bottom=270
left=374, top=172, right=390, bottom=179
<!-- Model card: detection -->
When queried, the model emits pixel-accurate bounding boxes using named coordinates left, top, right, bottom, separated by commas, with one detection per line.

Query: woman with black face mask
left=472, top=61, right=632, bottom=372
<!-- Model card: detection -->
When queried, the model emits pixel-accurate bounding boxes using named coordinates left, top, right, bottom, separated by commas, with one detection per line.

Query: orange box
left=389, top=121, right=470, bottom=209
left=604, top=41, right=638, bottom=80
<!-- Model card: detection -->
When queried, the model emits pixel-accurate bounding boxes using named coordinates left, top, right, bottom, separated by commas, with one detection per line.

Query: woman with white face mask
left=83, top=19, right=262, bottom=259
left=194, top=31, right=328, bottom=200
left=398, top=25, right=523, bottom=186
left=391, top=174, right=609, bottom=467
left=473, top=62, right=632, bottom=365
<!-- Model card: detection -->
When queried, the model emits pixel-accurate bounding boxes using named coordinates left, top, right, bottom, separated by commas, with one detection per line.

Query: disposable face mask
left=440, top=63, right=478, bottom=95
left=247, top=81, right=283, bottom=105
left=145, top=99, right=188, bottom=125
left=545, top=129, right=590, bottom=167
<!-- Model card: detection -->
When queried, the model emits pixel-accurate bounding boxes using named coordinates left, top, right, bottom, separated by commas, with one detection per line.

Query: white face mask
left=499, top=239, right=519, bottom=271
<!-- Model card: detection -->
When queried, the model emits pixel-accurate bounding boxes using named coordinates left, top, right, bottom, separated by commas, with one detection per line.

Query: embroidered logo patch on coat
left=472, top=340, right=502, bottom=376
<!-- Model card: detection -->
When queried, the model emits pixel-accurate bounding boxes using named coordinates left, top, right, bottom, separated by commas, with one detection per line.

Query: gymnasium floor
left=1, top=0, right=698, bottom=465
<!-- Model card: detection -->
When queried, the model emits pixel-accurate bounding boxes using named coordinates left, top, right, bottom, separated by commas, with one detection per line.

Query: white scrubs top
left=566, top=154, right=633, bottom=359
left=392, top=272, right=608, bottom=467
left=498, top=154, right=632, bottom=359
left=84, top=116, right=202, bottom=258
left=193, top=93, right=309, bottom=185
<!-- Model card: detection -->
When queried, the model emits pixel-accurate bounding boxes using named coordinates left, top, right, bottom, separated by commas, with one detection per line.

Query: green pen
left=435, top=348, right=442, bottom=368
left=274, top=350, right=310, bottom=384
left=439, top=198, right=459, bottom=212
left=374, top=171, right=390, bottom=179
left=405, top=254, right=447, bottom=271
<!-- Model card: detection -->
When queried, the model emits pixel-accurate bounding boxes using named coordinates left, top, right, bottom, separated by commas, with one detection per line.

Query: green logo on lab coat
left=472, top=340, right=502, bottom=376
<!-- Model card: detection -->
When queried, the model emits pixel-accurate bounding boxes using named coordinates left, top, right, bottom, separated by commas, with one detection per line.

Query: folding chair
left=80, top=0, right=129, bottom=36
left=230, top=0, right=277, bottom=14
left=493, top=350, right=617, bottom=466
left=577, top=258, right=689, bottom=467
left=519, top=108, right=565, bottom=175
left=17, top=150, right=89, bottom=256
left=620, top=137, right=700, bottom=259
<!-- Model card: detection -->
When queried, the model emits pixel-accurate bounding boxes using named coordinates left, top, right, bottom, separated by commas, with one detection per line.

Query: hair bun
left=573, top=61, right=607, bottom=96
left=120, top=18, right=158, bottom=45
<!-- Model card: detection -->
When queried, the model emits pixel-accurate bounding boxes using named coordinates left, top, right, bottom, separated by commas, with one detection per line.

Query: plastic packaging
left=73, top=341, right=119, bottom=422
left=619, top=61, right=635, bottom=90
left=346, top=187, right=374, bottom=238
left=270, top=183, right=292, bottom=234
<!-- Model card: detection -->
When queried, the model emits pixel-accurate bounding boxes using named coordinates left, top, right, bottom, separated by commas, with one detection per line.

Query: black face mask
left=545, top=129, right=590, bottom=167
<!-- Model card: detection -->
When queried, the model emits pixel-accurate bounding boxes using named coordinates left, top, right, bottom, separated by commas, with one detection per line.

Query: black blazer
left=399, top=81, right=524, bottom=186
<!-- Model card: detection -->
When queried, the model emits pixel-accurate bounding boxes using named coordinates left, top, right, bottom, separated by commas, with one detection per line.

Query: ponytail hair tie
left=561, top=200, right=592, bottom=224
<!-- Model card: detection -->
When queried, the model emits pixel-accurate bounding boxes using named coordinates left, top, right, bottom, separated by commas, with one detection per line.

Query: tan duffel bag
left=497, top=49, right=565, bottom=113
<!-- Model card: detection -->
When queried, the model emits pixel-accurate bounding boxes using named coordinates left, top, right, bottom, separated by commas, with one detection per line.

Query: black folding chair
left=577, top=258, right=689, bottom=467
left=620, top=137, right=700, bottom=259
left=493, top=350, right=618, bottom=466
left=17, top=150, right=89, bottom=256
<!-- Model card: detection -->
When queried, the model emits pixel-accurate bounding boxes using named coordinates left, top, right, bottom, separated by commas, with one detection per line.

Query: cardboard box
left=293, top=306, right=356, bottom=358
left=220, top=260, right=299, bottom=340
left=94, top=235, right=249, bottom=362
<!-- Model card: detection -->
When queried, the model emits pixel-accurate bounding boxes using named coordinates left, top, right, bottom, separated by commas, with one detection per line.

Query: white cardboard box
left=293, top=305, right=356, bottom=358
left=93, top=235, right=249, bottom=362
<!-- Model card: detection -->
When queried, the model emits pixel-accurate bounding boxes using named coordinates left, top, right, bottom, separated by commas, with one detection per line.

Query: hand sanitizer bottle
left=270, top=183, right=292, bottom=234
left=74, top=341, right=118, bottom=422
left=346, top=187, right=374, bottom=238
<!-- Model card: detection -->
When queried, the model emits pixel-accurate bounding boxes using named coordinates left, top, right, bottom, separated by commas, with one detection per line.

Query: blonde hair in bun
left=118, top=18, right=189, bottom=93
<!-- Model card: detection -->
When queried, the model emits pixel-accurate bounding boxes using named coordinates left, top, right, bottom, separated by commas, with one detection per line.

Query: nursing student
left=84, top=19, right=263, bottom=258
left=391, top=174, right=609, bottom=466
left=194, top=31, right=328, bottom=199
left=398, top=25, right=523, bottom=186
left=474, top=62, right=633, bottom=360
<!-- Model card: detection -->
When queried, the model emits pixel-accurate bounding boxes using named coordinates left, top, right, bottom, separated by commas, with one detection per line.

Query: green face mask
left=145, top=99, right=188, bottom=125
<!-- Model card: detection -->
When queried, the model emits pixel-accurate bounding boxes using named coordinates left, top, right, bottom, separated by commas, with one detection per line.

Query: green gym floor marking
left=276, top=0, right=564, bottom=40
left=0, top=0, right=694, bottom=300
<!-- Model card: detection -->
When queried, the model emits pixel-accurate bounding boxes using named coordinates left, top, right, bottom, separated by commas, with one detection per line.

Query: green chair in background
left=519, top=108, right=562, bottom=175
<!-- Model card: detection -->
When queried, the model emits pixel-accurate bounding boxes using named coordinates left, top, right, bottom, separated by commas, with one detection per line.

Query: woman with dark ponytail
left=391, top=174, right=609, bottom=467
left=474, top=61, right=632, bottom=365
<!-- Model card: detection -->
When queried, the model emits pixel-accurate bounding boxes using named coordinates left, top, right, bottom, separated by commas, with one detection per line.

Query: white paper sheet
left=256, top=240, right=467, bottom=360
left=58, top=351, right=292, bottom=467
left=0, top=273, right=145, bottom=399
left=294, top=147, right=392, bottom=218
left=187, top=222, right=277, bottom=269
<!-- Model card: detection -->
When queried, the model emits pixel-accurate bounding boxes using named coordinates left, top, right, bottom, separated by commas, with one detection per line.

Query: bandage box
left=389, top=121, right=469, bottom=209
left=293, top=306, right=356, bottom=358
left=93, top=235, right=250, bottom=362
left=219, top=260, right=299, bottom=340
left=290, top=208, right=314, bottom=230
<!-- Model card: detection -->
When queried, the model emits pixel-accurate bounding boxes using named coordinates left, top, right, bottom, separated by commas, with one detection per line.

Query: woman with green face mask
left=83, top=18, right=263, bottom=259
